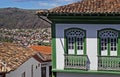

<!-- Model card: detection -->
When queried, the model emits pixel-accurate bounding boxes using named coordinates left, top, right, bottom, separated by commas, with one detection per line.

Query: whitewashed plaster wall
left=6, top=57, right=41, bottom=77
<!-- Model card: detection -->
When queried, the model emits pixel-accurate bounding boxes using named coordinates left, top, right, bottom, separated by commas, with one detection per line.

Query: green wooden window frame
left=98, top=28, right=120, bottom=56
left=64, top=28, right=86, bottom=55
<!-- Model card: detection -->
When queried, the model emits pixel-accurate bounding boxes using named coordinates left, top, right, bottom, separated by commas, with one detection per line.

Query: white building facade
left=0, top=55, right=52, bottom=77
left=37, top=0, right=120, bottom=77
left=54, top=24, right=120, bottom=77
left=6, top=57, right=41, bottom=77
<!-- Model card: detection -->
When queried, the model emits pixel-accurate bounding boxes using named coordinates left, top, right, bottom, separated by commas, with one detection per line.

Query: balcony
left=64, top=54, right=88, bottom=70
left=98, top=56, right=120, bottom=71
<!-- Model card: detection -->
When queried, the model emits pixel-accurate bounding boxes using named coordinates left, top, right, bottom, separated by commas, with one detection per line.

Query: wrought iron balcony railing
left=98, top=56, right=120, bottom=71
left=64, top=54, right=88, bottom=70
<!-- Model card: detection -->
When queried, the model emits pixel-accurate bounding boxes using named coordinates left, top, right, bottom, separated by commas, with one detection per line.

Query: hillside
left=0, top=7, right=50, bottom=29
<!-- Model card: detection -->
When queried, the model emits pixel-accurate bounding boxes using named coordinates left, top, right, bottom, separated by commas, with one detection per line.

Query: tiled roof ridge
left=33, top=53, right=51, bottom=62
left=37, top=0, right=120, bottom=15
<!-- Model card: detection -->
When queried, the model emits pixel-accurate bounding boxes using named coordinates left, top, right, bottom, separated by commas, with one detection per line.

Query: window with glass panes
left=98, top=29, right=118, bottom=56
left=65, top=28, right=85, bottom=55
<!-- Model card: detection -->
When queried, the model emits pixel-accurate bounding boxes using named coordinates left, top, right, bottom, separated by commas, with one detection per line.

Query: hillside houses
left=0, top=28, right=51, bottom=47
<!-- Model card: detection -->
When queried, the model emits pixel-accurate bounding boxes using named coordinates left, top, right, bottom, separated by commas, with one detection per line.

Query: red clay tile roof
left=37, top=0, right=120, bottom=14
left=30, top=46, right=51, bottom=55
left=0, top=42, right=36, bottom=73
left=30, top=46, right=52, bottom=62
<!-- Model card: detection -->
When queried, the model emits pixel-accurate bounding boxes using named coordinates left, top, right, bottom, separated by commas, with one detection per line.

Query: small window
left=31, top=65, right=33, bottom=77
left=22, top=72, right=25, bottom=77
left=49, top=66, right=52, bottom=77
left=36, top=66, right=37, bottom=69
left=41, top=67, right=46, bottom=77
left=38, top=63, right=40, bottom=67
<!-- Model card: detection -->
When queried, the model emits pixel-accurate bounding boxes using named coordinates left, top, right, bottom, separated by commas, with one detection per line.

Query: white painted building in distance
left=37, top=0, right=120, bottom=77
left=0, top=43, right=51, bottom=77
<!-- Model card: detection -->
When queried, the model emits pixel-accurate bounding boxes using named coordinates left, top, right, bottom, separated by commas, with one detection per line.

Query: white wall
left=6, top=57, right=41, bottom=77
left=57, top=73, right=120, bottom=77
left=55, top=24, right=120, bottom=70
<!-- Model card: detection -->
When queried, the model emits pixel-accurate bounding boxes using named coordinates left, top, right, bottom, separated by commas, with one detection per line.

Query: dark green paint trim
left=44, top=13, right=120, bottom=16
left=38, top=12, right=120, bottom=17
left=48, top=16, right=120, bottom=19
left=99, top=38, right=101, bottom=56
left=84, top=31, right=86, bottom=55
left=64, top=28, right=86, bottom=55
left=47, top=16, right=120, bottom=24
left=52, top=69, right=120, bottom=75
left=52, top=72, right=56, bottom=77
left=118, top=32, right=120, bottom=56
left=75, top=38, right=77, bottom=55
left=97, top=30, right=101, bottom=56
left=52, top=23, right=56, bottom=69
left=64, top=29, right=68, bottom=54
left=98, top=28, right=119, bottom=32
left=64, top=34, right=67, bottom=54
left=51, top=20, right=120, bottom=24
left=108, top=39, right=110, bottom=56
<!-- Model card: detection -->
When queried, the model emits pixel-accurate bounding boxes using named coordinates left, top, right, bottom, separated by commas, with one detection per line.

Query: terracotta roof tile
left=30, top=46, right=52, bottom=62
left=30, top=46, right=51, bottom=55
left=0, top=42, right=36, bottom=72
left=37, top=0, right=120, bottom=14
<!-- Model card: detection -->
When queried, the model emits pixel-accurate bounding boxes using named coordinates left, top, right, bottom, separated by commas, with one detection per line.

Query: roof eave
left=37, top=12, right=120, bottom=17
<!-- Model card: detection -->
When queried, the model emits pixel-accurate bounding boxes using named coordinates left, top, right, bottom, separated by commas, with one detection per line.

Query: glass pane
left=110, top=38, right=117, bottom=51
left=114, top=39, right=116, bottom=42
left=111, top=39, right=113, bottom=42
left=77, top=38, right=83, bottom=50
left=81, top=46, right=83, bottom=50
left=100, top=38, right=107, bottom=51
left=111, top=47, right=113, bottom=51
left=111, top=43, right=113, bottom=46
left=105, top=47, right=107, bottom=50
left=68, top=37, right=74, bottom=49
left=101, top=47, right=103, bottom=51
left=114, top=47, right=117, bottom=51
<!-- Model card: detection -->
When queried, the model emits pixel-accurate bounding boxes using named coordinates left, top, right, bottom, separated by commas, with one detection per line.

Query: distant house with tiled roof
left=30, top=45, right=52, bottom=77
left=37, top=0, right=120, bottom=77
left=0, top=43, right=51, bottom=77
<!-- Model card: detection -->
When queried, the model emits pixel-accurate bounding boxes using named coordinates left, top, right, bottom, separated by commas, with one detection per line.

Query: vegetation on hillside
left=0, top=7, right=50, bottom=29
